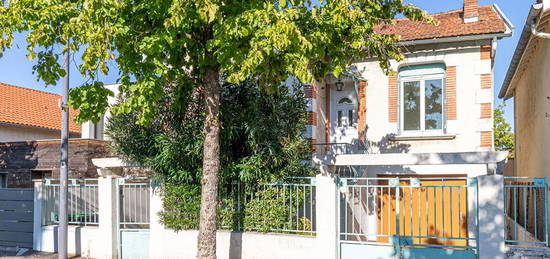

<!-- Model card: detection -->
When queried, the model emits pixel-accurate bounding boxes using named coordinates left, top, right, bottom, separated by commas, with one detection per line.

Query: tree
left=105, top=80, right=312, bottom=230
left=0, top=1, right=434, bottom=257
left=494, top=104, right=514, bottom=156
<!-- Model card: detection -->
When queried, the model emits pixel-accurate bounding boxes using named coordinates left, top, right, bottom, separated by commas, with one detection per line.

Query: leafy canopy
left=0, top=0, right=435, bottom=122
left=494, top=104, right=514, bottom=156
left=106, top=80, right=313, bottom=230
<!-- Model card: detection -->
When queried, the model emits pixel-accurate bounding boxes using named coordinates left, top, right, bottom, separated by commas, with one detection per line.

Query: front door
left=331, top=87, right=358, bottom=154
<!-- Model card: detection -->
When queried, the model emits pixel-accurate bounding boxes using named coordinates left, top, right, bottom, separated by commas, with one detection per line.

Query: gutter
left=397, top=32, right=511, bottom=47
left=499, top=4, right=544, bottom=100
left=0, top=121, right=81, bottom=135
left=531, top=22, right=550, bottom=39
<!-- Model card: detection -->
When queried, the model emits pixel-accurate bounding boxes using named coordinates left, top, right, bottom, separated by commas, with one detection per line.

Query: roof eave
left=0, top=121, right=81, bottom=134
left=499, top=3, right=544, bottom=100
left=397, top=31, right=512, bottom=47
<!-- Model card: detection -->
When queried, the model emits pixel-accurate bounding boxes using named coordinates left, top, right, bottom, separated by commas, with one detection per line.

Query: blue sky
left=0, top=0, right=533, bottom=126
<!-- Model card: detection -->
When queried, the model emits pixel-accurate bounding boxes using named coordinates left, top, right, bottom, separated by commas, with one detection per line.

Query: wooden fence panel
left=0, top=188, right=34, bottom=248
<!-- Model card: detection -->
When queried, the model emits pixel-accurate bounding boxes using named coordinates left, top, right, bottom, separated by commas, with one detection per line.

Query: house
left=498, top=0, right=550, bottom=179
left=305, top=1, right=516, bottom=256
left=27, top=2, right=546, bottom=259
left=0, top=82, right=110, bottom=188
left=0, top=82, right=81, bottom=142
left=307, top=0, right=513, bottom=174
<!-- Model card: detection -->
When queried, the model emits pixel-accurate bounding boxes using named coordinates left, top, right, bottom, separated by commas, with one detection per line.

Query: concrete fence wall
left=32, top=172, right=507, bottom=259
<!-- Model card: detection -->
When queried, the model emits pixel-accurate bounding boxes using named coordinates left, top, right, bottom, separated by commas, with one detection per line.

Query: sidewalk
left=0, top=249, right=83, bottom=259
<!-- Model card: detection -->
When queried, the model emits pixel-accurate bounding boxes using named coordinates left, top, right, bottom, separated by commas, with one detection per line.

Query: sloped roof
left=375, top=5, right=508, bottom=42
left=0, top=82, right=81, bottom=133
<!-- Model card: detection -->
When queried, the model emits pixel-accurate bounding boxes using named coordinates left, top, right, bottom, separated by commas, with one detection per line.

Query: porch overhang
left=312, top=151, right=508, bottom=166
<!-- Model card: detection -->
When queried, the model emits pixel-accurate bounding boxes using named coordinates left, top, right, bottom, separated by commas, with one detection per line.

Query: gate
left=117, top=178, right=151, bottom=259
left=338, top=177, right=479, bottom=259
left=504, top=177, right=548, bottom=245
left=0, top=188, right=33, bottom=248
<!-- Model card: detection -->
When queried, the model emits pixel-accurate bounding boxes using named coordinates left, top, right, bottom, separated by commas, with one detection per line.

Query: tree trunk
left=197, top=63, right=221, bottom=259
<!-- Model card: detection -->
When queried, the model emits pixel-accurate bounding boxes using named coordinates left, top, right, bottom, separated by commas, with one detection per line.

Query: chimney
left=463, top=0, right=479, bottom=23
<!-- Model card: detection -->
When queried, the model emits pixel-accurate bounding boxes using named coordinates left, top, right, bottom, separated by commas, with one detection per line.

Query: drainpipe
left=491, top=37, right=497, bottom=58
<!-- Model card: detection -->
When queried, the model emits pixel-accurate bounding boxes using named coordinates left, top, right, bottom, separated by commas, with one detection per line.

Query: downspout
left=491, top=37, right=498, bottom=59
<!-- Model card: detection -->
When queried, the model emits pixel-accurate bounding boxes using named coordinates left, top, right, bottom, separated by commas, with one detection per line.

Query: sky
left=0, top=0, right=534, bottom=126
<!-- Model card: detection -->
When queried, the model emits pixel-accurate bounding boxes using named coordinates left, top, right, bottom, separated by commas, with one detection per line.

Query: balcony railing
left=312, top=142, right=367, bottom=155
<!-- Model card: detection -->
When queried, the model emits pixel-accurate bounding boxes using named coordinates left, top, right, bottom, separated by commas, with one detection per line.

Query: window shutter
left=388, top=72, right=398, bottom=123
left=446, top=66, right=457, bottom=120
left=358, top=80, right=367, bottom=143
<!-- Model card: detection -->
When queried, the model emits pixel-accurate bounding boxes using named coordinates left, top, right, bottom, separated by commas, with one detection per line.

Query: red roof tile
left=375, top=5, right=507, bottom=42
left=0, top=82, right=81, bottom=133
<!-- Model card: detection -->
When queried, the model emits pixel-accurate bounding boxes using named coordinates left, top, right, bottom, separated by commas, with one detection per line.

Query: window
left=0, top=172, right=7, bottom=188
left=336, top=97, right=356, bottom=128
left=399, top=64, right=445, bottom=133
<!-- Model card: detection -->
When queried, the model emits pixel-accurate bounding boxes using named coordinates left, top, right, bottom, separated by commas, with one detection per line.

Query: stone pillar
left=316, top=166, right=339, bottom=259
left=33, top=180, right=43, bottom=251
left=98, top=174, right=119, bottom=259
left=477, top=175, right=505, bottom=259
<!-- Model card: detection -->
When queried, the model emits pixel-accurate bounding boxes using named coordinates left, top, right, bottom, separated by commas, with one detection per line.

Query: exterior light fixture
left=335, top=79, right=344, bottom=91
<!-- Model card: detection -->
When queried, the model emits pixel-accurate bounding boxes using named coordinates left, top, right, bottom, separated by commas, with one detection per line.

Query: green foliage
left=106, top=80, right=313, bottom=230
left=494, top=104, right=515, bottom=156
left=242, top=187, right=295, bottom=232
left=159, top=184, right=201, bottom=230
left=0, top=0, right=434, bottom=239
left=242, top=186, right=310, bottom=233
left=0, top=0, right=435, bottom=124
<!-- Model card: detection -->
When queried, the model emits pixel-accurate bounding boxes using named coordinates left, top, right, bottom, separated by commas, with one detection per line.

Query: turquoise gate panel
left=120, top=230, right=150, bottom=259
left=340, top=243, right=475, bottom=259
left=340, top=243, right=398, bottom=259
left=338, top=177, right=478, bottom=259
left=118, top=178, right=152, bottom=259
left=401, top=248, right=475, bottom=259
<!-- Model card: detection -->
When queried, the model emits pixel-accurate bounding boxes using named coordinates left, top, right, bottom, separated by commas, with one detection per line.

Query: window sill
left=389, top=134, right=456, bottom=141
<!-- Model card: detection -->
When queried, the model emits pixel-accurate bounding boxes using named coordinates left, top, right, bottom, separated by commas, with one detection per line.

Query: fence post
left=33, top=180, right=43, bottom=251
left=149, top=184, right=164, bottom=258
left=477, top=175, right=505, bottom=259
left=316, top=166, right=338, bottom=259
left=98, top=171, right=120, bottom=259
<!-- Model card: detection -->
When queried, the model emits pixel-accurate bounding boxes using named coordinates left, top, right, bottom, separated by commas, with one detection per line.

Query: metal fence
left=118, top=178, right=151, bottom=229
left=227, top=177, right=317, bottom=235
left=504, top=177, right=548, bottom=246
left=42, top=178, right=99, bottom=226
left=339, top=177, right=478, bottom=252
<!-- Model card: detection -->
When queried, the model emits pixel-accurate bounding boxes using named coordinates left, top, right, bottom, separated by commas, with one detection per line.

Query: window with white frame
left=399, top=64, right=445, bottom=133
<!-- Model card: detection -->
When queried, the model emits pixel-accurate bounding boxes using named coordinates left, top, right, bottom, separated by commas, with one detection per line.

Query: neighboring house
left=499, top=0, right=550, bottom=179
left=0, top=82, right=110, bottom=188
left=307, top=0, right=513, bottom=163
left=0, top=82, right=81, bottom=141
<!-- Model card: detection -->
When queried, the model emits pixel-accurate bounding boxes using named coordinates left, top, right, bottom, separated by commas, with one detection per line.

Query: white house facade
left=306, top=1, right=513, bottom=177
